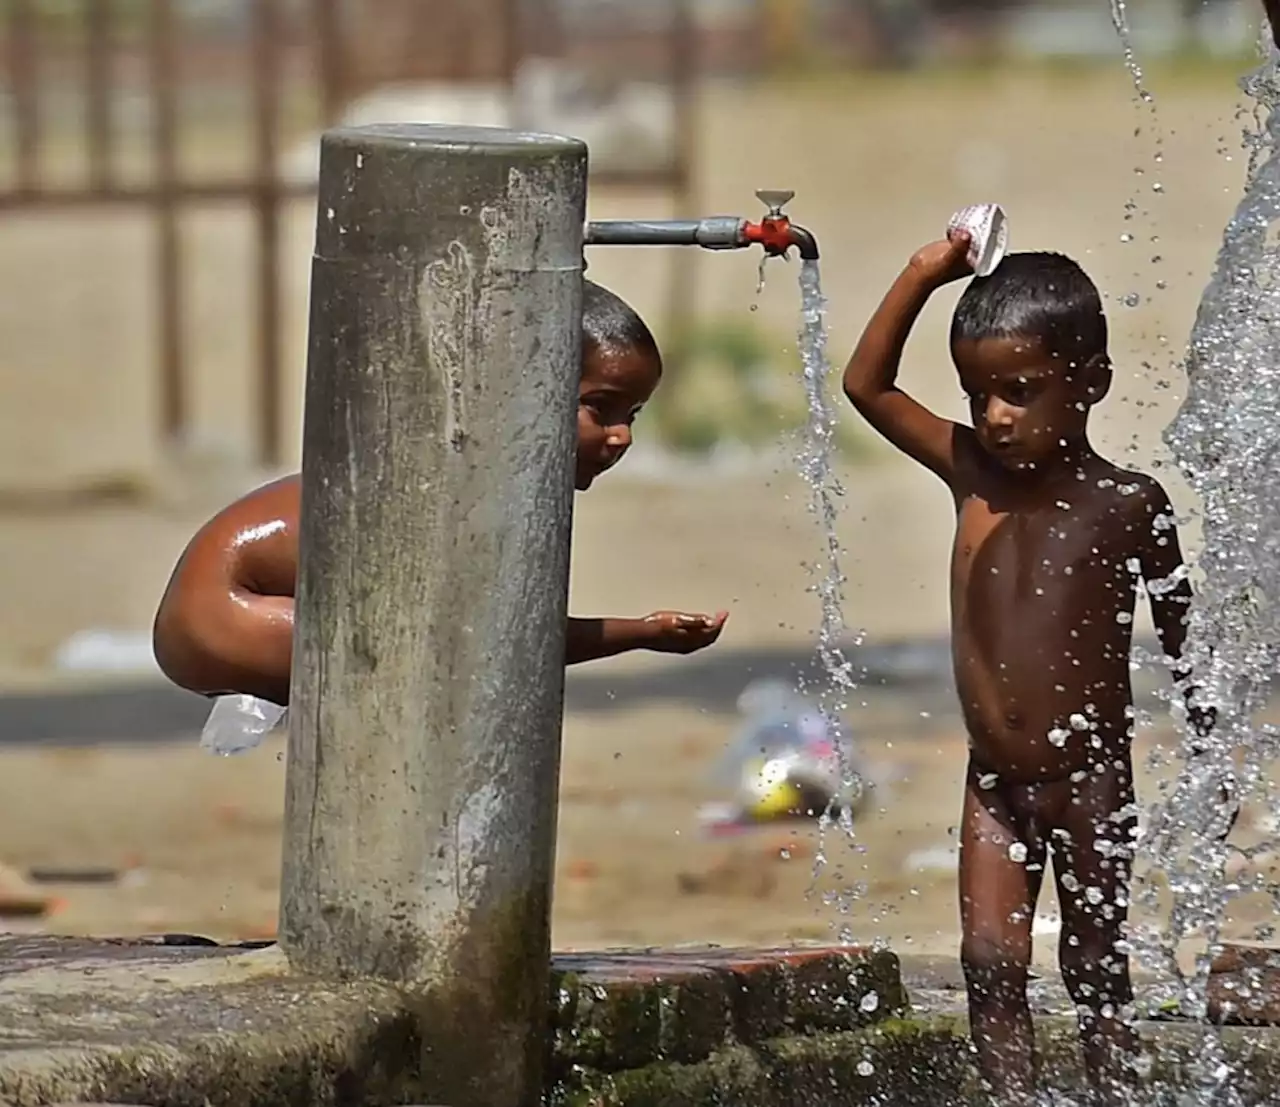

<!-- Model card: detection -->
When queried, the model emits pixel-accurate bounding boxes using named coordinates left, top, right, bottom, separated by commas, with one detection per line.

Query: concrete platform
left=0, top=937, right=422, bottom=1107
left=4, top=936, right=1280, bottom=1106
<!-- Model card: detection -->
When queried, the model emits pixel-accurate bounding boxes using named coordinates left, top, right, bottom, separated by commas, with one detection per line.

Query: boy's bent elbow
left=842, top=373, right=873, bottom=407
left=842, top=376, right=888, bottom=419
left=152, top=597, right=216, bottom=696
left=152, top=575, right=243, bottom=698
left=152, top=593, right=292, bottom=705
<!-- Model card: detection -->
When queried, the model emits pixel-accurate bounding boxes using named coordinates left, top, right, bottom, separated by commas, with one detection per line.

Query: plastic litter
left=200, top=694, right=287, bottom=756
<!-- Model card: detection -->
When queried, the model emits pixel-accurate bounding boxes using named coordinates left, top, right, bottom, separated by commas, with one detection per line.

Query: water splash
left=793, top=260, right=864, bottom=897
left=1109, top=0, right=1154, bottom=103
left=1110, top=0, right=1170, bottom=333
left=795, top=261, right=856, bottom=694
left=1127, top=42, right=1280, bottom=1107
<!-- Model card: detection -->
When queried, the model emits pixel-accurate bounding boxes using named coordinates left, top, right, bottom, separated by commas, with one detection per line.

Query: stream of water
left=1110, top=12, right=1280, bottom=1107
left=787, top=259, right=869, bottom=918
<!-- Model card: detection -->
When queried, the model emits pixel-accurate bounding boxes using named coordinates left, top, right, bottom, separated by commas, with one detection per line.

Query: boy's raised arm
left=842, top=234, right=973, bottom=483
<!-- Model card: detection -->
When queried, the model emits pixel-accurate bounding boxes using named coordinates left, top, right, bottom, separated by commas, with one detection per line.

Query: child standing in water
left=843, top=232, right=1201, bottom=1104
left=153, top=280, right=727, bottom=708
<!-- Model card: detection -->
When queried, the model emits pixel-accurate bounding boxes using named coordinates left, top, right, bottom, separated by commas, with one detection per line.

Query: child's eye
left=1006, top=380, right=1041, bottom=405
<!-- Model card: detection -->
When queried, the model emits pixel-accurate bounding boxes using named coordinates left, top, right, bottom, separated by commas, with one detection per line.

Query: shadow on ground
left=0, top=640, right=961, bottom=747
left=1, top=636, right=1192, bottom=747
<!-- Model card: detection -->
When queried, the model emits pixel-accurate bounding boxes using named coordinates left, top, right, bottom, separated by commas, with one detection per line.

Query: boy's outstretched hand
left=643, top=610, right=728, bottom=654
left=908, top=231, right=974, bottom=288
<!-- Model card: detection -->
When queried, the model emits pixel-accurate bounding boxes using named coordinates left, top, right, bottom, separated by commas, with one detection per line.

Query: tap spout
left=584, top=217, right=748, bottom=252
left=784, top=224, right=819, bottom=260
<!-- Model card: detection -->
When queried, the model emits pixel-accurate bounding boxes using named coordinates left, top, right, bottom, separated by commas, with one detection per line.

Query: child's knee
left=1060, top=937, right=1132, bottom=1006
left=962, top=933, right=1030, bottom=994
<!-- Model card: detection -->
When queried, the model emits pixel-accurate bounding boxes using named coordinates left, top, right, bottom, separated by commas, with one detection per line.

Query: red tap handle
left=743, top=215, right=795, bottom=257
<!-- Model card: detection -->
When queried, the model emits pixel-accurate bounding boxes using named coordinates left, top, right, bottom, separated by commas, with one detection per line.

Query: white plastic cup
left=947, top=203, right=1009, bottom=278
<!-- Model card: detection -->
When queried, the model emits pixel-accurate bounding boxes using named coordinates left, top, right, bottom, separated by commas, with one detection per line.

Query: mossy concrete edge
left=0, top=945, right=428, bottom=1107
left=554, top=1015, right=1280, bottom=1107
left=8, top=938, right=1280, bottom=1106
left=553, top=1017, right=979, bottom=1107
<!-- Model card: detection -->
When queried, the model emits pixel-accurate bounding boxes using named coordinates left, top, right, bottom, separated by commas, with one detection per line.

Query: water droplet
left=856, top=1060, right=875, bottom=1077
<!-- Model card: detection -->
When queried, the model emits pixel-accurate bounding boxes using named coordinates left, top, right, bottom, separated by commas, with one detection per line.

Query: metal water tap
left=583, top=188, right=819, bottom=260
left=741, top=189, right=819, bottom=260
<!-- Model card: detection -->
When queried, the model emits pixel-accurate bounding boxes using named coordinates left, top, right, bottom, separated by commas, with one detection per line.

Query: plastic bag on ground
left=699, top=678, right=868, bottom=834
left=200, top=694, right=287, bottom=756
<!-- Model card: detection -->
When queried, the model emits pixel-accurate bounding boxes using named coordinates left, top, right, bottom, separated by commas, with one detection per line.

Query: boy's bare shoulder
left=1086, top=460, right=1175, bottom=537
left=1103, top=463, right=1172, bottom=509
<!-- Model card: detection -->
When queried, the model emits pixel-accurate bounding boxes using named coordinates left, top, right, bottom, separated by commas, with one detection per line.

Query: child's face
left=575, top=342, right=662, bottom=490
left=952, top=334, right=1105, bottom=472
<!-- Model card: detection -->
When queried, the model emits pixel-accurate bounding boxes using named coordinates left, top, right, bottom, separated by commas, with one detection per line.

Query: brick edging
left=551, top=945, right=906, bottom=1073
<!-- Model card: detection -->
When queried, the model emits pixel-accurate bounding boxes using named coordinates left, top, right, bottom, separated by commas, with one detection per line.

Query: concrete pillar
left=279, top=123, right=588, bottom=1107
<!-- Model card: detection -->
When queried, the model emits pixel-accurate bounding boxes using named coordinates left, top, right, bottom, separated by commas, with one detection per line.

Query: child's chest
left=951, top=491, right=1138, bottom=604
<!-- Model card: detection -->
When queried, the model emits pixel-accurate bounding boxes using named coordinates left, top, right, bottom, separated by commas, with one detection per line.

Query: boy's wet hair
left=951, top=251, right=1108, bottom=366
left=583, top=279, right=661, bottom=365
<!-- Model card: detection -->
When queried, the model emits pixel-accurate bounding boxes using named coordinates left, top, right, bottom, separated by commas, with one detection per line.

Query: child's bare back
left=843, top=232, right=1199, bottom=1105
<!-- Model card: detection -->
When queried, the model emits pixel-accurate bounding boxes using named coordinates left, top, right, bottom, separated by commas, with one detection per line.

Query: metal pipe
left=585, top=216, right=747, bottom=251
left=584, top=201, right=820, bottom=260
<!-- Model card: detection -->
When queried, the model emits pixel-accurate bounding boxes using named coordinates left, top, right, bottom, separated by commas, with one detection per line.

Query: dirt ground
left=0, top=64, right=1274, bottom=964
left=4, top=706, right=1277, bottom=971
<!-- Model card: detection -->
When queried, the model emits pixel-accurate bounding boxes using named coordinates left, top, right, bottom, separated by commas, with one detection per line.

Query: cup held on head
left=947, top=203, right=1009, bottom=278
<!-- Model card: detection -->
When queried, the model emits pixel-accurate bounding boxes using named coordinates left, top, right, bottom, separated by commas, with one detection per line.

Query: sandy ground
left=4, top=708, right=1278, bottom=972
left=0, top=65, right=1275, bottom=964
